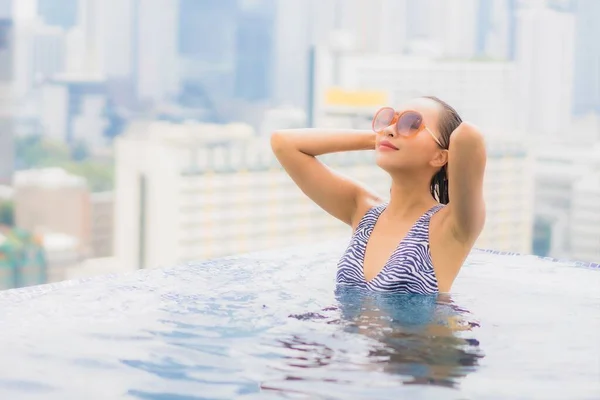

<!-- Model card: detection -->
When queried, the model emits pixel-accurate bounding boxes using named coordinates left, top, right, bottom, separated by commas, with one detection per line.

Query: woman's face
left=374, top=97, right=446, bottom=174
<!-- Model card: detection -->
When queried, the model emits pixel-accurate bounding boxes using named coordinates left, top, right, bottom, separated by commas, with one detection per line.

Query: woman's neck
left=386, top=172, right=438, bottom=219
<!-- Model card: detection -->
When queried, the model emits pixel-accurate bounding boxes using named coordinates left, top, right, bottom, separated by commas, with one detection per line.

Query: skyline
left=0, top=0, right=598, bottom=288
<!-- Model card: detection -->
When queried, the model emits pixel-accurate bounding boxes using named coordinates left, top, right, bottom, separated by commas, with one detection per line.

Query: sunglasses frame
left=372, top=107, right=443, bottom=147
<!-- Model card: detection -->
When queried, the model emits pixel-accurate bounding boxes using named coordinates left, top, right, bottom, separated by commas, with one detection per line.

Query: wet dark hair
left=422, top=96, right=462, bottom=205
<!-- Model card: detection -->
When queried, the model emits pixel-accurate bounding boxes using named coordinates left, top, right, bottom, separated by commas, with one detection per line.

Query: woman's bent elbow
left=270, top=131, right=289, bottom=155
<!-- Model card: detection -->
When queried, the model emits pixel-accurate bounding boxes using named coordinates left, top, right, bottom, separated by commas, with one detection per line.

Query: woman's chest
left=362, top=229, right=407, bottom=282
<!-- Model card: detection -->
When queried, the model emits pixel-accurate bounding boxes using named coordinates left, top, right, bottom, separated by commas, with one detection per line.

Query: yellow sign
left=324, top=88, right=388, bottom=107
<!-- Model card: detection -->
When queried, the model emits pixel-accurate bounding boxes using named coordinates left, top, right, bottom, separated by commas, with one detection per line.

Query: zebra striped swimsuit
left=336, top=203, right=444, bottom=294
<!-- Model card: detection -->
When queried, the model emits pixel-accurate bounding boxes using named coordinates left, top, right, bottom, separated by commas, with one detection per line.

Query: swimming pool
left=0, top=241, right=598, bottom=400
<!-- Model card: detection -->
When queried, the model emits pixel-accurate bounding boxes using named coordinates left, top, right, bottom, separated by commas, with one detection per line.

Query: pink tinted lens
left=373, top=108, right=396, bottom=132
left=396, top=111, right=423, bottom=136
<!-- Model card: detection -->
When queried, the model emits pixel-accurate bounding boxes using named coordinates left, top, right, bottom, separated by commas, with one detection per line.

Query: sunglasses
left=372, top=107, right=443, bottom=147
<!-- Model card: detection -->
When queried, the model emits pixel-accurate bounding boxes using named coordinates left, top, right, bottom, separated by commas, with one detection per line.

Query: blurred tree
left=16, top=135, right=70, bottom=168
left=61, top=162, right=114, bottom=192
left=15, top=136, right=114, bottom=192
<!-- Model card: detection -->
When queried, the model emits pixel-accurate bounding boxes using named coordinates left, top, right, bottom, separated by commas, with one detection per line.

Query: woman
left=271, top=96, right=486, bottom=294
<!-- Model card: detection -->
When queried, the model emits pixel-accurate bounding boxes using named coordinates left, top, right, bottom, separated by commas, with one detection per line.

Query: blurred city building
left=14, top=168, right=91, bottom=251
left=534, top=142, right=600, bottom=263
left=12, top=167, right=115, bottom=281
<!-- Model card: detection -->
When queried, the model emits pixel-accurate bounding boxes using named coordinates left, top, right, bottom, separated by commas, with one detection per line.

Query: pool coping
left=472, top=248, right=599, bottom=269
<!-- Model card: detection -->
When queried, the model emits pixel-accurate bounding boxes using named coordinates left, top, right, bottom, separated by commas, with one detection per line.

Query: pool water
left=0, top=241, right=598, bottom=400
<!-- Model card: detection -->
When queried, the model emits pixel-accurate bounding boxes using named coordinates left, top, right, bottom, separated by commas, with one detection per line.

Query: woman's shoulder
left=351, top=195, right=387, bottom=231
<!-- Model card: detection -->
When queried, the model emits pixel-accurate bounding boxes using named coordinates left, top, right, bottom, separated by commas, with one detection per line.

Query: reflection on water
left=115, top=287, right=484, bottom=398
left=268, top=287, right=483, bottom=393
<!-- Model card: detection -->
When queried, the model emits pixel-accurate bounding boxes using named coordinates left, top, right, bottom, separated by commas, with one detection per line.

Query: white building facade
left=310, top=49, right=518, bottom=133
left=570, top=172, right=600, bottom=263
left=114, top=121, right=391, bottom=269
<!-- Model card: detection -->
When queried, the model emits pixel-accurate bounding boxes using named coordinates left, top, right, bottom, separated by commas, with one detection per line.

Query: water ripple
left=0, top=241, right=598, bottom=399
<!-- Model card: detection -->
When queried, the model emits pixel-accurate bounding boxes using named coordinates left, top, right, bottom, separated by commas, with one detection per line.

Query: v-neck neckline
left=360, top=203, right=438, bottom=284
